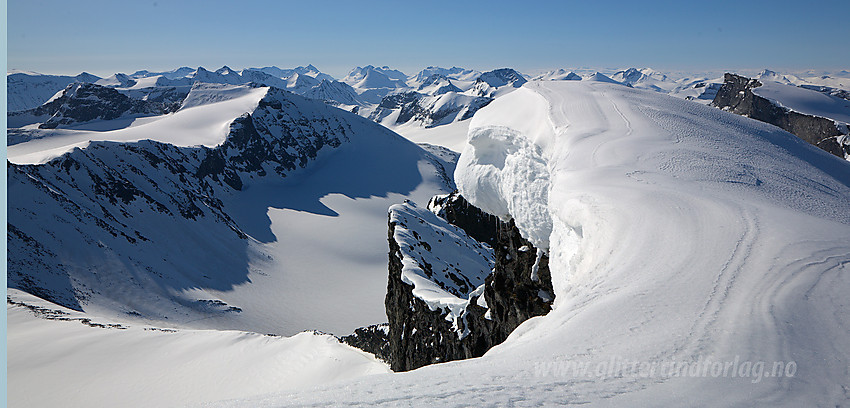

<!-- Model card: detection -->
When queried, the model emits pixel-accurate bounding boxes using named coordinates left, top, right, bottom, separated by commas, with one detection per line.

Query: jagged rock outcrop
left=370, top=91, right=492, bottom=128
left=339, top=324, right=392, bottom=363
left=35, top=83, right=172, bottom=129
left=427, top=192, right=500, bottom=246
left=7, top=82, right=187, bottom=129
left=470, top=68, right=528, bottom=97
left=385, top=193, right=553, bottom=372
left=711, top=73, right=849, bottom=158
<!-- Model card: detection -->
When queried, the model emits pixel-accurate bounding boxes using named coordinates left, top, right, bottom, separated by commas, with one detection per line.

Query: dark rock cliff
left=385, top=193, right=553, bottom=372
left=339, top=324, right=392, bottom=363
left=711, top=73, right=849, bottom=158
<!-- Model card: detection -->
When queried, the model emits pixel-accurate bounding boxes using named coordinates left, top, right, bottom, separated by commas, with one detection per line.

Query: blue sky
left=7, top=0, right=850, bottom=78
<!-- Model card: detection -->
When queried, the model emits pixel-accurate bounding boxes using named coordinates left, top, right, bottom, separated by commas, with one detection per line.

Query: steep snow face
left=284, top=73, right=321, bottom=93
left=455, top=87, right=554, bottom=248
left=227, top=81, right=850, bottom=407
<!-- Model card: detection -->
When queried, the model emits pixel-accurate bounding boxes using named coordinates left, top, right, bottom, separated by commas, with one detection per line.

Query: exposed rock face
left=370, top=91, right=492, bottom=128
left=35, top=83, right=167, bottom=129
left=339, top=324, right=392, bottom=363
left=385, top=193, right=553, bottom=372
left=711, top=73, right=849, bottom=158
left=471, top=68, right=528, bottom=97
left=427, top=192, right=500, bottom=246
left=8, top=82, right=187, bottom=129
left=486, top=219, right=554, bottom=338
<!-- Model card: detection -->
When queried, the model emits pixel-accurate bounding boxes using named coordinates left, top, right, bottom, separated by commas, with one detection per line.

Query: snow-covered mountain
left=416, top=74, right=462, bottom=96
left=409, top=66, right=481, bottom=85
left=533, top=68, right=581, bottom=81
left=302, top=79, right=361, bottom=107
left=469, top=68, right=527, bottom=97
left=248, top=64, right=335, bottom=83
left=712, top=73, right=850, bottom=159
left=9, top=62, right=850, bottom=408
left=8, top=83, right=455, bottom=337
left=7, top=71, right=101, bottom=112
left=211, top=77, right=850, bottom=408
left=368, top=91, right=492, bottom=128
left=342, top=65, right=408, bottom=90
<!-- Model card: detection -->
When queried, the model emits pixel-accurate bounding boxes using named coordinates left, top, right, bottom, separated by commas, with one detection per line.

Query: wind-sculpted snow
left=216, top=81, right=850, bottom=407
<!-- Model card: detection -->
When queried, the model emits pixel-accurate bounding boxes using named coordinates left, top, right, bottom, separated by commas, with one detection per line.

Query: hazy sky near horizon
left=7, top=0, right=850, bottom=78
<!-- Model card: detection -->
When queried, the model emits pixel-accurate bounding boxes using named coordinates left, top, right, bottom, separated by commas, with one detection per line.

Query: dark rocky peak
left=615, top=68, right=646, bottom=85
left=427, top=191, right=500, bottom=246
left=36, top=83, right=160, bottom=129
left=476, top=68, right=527, bottom=88
left=712, top=73, right=848, bottom=159
left=195, top=87, right=357, bottom=189
left=377, top=91, right=423, bottom=110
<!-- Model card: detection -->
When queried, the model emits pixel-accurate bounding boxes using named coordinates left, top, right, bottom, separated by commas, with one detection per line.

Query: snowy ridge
left=221, top=81, right=850, bottom=407
left=8, top=84, right=269, bottom=164
left=8, top=85, right=455, bottom=336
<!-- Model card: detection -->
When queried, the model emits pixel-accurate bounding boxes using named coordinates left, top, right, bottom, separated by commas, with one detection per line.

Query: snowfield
left=7, top=84, right=268, bottom=165
left=7, top=289, right=389, bottom=408
left=209, top=81, right=850, bottom=406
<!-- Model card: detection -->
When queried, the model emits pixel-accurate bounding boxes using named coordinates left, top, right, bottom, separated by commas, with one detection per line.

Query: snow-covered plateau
left=6, top=65, right=850, bottom=407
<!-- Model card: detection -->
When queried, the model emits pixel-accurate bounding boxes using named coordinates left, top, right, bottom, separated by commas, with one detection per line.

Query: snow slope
left=7, top=289, right=388, bottom=408
left=751, top=80, right=850, bottom=124
left=8, top=83, right=268, bottom=164
left=7, top=71, right=101, bottom=111
left=214, top=81, right=850, bottom=407
left=9, top=84, right=455, bottom=337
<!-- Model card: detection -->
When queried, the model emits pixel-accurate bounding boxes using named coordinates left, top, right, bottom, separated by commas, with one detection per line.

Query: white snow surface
left=7, top=289, right=388, bottom=408
left=7, top=84, right=268, bottom=164
left=212, top=81, right=850, bottom=407
left=752, top=80, right=850, bottom=124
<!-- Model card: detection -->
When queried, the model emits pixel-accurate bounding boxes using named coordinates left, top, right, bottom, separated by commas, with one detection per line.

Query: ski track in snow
left=212, top=81, right=850, bottom=407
